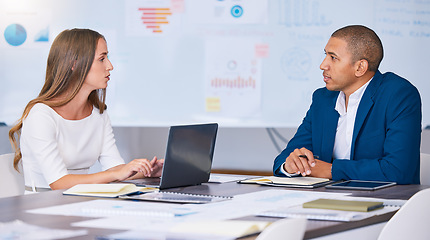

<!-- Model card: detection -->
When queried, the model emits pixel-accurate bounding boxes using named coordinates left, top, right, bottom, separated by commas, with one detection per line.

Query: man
left=273, top=25, right=422, bottom=184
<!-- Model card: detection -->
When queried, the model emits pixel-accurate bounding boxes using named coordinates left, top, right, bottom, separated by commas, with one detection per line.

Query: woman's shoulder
left=91, top=106, right=109, bottom=119
left=23, top=103, right=59, bottom=131
left=27, top=103, right=58, bottom=119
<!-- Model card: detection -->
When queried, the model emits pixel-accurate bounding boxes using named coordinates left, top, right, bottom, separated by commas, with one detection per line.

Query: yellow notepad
left=63, top=183, right=156, bottom=198
left=303, top=198, right=384, bottom=212
left=169, top=220, right=271, bottom=238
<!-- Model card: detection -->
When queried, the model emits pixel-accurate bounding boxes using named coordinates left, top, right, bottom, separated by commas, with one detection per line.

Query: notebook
left=238, top=176, right=333, bottom=188
left=123, top=123, right=218, bottom=190
left=63, top=183, right=156, bottom=198
left=303, top=198, right=384, bottom=212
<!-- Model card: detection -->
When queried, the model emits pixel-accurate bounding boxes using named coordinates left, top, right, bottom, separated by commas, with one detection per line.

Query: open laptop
left=124, top=123, right=218, bottom=190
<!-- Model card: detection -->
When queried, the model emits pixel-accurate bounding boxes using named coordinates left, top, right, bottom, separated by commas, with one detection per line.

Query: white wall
left=1, top=0, right=430, bottom=128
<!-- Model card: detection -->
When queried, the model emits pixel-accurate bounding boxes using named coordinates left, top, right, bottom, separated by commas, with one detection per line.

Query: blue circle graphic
left=231, top=5, right=243, bottom=18
left=4, top=24, right=27, bottom=46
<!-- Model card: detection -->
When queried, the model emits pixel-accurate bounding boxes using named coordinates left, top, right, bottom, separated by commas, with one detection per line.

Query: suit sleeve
left=273, top=94, right=316, bottom=176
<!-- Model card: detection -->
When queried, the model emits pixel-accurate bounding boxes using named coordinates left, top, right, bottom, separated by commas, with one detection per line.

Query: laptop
left=124, top=123, right=218, bottom=190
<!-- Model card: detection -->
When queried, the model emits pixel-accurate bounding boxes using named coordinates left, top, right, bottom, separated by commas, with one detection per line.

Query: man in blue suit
left=273, top=25, right=422, bottom=184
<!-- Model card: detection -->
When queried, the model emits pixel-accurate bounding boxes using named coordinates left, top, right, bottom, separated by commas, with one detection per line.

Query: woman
left=9, top=28, right=163, bottom=192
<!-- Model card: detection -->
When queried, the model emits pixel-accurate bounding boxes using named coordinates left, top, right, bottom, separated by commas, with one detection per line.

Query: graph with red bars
left=139, top=7, right=172, bottom=33
left=210, top=76, right=257, bottom=89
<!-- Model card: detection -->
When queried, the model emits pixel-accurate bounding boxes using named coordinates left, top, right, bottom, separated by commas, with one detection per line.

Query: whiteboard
left=0, top=0, right=429, bottom=127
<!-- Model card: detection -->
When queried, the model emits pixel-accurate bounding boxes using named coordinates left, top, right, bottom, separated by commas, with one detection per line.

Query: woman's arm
left=50, top=158, right=155, bottom=190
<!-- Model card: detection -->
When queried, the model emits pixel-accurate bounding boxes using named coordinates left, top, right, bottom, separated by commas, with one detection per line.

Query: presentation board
left=0, top=0, right=429, bottom=127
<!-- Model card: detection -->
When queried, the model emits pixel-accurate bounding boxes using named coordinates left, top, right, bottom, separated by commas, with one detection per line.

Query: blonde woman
left=9, top=29, right=163, bottom=192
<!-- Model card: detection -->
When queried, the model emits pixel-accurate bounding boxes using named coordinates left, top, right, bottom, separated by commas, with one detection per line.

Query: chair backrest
left=377, top=188, right=430, bottom=240
left=0, top=153, right=24, bottom=198
left=420, top=153, right=430, bottom=185
left=256, top=218, right=307, bottom=240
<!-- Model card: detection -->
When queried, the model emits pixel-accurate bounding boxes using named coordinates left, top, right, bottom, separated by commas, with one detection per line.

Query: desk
left=0, top=181, right=427, bottom=239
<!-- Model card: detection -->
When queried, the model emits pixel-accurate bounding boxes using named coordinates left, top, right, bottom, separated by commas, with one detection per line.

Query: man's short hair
left=332, top=25, right=383, bottom=72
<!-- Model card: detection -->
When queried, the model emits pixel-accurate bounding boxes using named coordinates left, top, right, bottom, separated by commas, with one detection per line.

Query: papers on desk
left=26, top=189, right=405, bottom=237
left=208, top=173, right=261, bottom=183
left=258, top=196, right=406, bottom=222
left=27, top=199, right=197, bottom=218
left=100, top=230, right=235, bottom=240
left=0, top=220, right=87, bottom=239
left=28, top=189, right=348, bottom=232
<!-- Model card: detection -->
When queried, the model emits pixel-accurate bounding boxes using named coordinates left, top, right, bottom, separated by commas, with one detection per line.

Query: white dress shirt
left=332, top=79, right=371, bottom=160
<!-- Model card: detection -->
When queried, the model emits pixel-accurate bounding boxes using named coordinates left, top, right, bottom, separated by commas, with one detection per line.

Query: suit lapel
left=322, top=93, right=339, bottom=162
left=350, top=71, right=382, bottom=158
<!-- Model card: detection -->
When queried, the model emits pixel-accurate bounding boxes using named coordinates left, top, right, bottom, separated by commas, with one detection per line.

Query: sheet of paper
left=0, top=220, right=87, bottom=239
left=183, top=189, right=349, bottom=221
left=169, top=220, right=271, bottom=238
left=258, top=195, right=405, bottom=222
left=259, top=204, right=400, bottom=222
left=73, top=215, right=177, bottom=231
left=101, top=229, right=234, bottom=240
left=72, top=190, right=348, bottom=231
left=27, top=199, right=196, bottom=218
left=209, top=173, right=260, bottom=183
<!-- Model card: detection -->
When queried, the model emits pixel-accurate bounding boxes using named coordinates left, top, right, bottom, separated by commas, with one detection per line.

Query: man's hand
left=284, top=147, right=332, bottom=178
left=308, top=159, right=332, bottom=179
left=284, top=148, right=316, bottom=176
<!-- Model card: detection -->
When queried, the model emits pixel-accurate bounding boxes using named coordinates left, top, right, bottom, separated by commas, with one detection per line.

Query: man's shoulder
left=372, top=71, right=421, bottom=102
left=377, top=71, right=416, bottom=90
left=379, top=72, right=419, bottom=95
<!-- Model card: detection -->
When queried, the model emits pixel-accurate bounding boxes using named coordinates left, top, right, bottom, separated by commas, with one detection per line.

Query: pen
left=298, top=155, right=319, bottom=159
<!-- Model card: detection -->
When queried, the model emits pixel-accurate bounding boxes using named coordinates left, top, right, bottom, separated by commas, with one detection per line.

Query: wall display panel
left=0, top=0, right=429, bottom=127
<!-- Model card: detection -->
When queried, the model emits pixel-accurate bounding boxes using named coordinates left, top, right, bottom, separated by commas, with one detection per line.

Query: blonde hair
left=9, top=28, right=107, bottom=171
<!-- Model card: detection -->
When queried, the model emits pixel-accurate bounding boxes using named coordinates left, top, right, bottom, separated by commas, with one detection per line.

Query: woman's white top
left=20, top=103, right=125, bottom=189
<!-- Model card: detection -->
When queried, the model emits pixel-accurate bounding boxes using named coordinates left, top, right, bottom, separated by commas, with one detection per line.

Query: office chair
left=420, top=153, right=430, bottom=185
left=0, top=153, right=24, bottom=198
left=377, top=188, right=430, bottom=240
left=255, top=218, right=307, bottom=240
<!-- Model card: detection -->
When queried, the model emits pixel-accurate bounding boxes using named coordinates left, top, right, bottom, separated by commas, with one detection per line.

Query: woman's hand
left=149, top=157, right=164, bottom=177
left=115, top=158, right=153, bottom=181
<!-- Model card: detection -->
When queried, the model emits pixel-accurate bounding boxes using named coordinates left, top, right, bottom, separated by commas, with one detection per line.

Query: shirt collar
left=335, top=78, right=373, bottom=115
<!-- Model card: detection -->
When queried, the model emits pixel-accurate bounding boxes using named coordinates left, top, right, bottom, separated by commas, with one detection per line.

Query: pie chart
left=4, top=24, right=27, bottom=46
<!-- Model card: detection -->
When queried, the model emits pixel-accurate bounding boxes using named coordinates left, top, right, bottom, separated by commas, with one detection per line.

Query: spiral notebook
left=119, top=191, right=232, bottom=204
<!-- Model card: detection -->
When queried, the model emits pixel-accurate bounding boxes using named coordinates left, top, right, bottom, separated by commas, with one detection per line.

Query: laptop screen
left=159, top=123, right=218, bottom=190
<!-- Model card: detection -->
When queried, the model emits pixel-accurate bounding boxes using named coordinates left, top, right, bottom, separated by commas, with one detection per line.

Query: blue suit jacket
left=273, top=71, right=422, bottom=184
